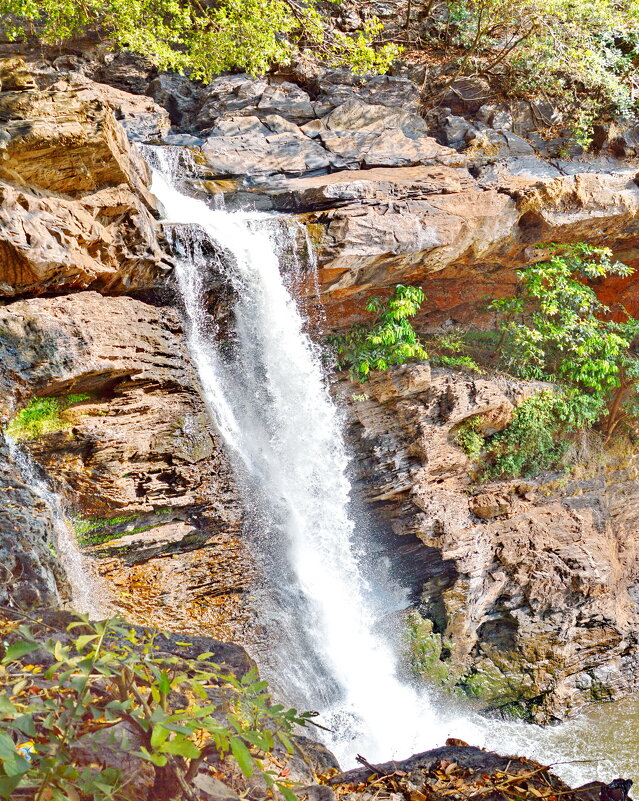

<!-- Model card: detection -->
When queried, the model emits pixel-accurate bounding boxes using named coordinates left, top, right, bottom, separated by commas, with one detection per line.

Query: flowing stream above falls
left=144, top=146, right=639, bottom=785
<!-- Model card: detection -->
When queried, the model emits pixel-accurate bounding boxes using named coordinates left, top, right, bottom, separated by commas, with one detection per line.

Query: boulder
left=202, top=131, right=331, bottom=177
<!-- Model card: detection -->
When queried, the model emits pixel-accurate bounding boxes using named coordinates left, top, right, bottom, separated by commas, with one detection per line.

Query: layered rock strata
left=344, top=364, right=639, bottom=722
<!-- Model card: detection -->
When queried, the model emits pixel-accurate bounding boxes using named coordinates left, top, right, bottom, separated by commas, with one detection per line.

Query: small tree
left=330, top=285, right=428, bottom=381
left=490, top=243, right=639, bottom=438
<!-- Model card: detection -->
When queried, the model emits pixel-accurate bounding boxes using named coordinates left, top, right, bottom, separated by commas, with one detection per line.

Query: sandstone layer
left=0, top=291, right=254, bottom=641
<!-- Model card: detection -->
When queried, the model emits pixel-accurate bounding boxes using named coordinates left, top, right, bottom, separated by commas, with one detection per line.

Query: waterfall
left=144, top=147, right=634, bottom=784
left=5, top=436, right=104, bottom=619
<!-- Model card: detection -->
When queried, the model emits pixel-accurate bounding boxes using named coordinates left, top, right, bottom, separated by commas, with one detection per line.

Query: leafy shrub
left=330, top=285, right=428, bottom=381
left=0, top=615, right=313, bottom=801
left=479, top=392, right=578, bottom=479
left=426, top=331, right=480, bottom=372
left=491, top=243, right=639, bottom=440
left=433, top=0, right=639, bottom=144
left=5, top=395, right=92, bottom=442
left=0, top=0, right=400, bottom=82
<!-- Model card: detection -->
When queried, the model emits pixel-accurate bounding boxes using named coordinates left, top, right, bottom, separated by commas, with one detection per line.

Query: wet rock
left=0, top=442, right=69, bottom=610
left=0, top=292, right=254, bottom=641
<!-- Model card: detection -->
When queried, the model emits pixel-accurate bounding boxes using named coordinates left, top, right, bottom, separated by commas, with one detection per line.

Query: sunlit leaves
left=0, top=0, right=399, bottom=81
left=331, top=285, right=428, bottom=381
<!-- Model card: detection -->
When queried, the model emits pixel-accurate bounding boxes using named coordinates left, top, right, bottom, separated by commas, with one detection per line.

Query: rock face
left=345, top=364, right=639, bottom=721
left=0, top=61, right=171, bottom=297
left=0, top=441, right=70, bottom=610
left=0, top=292, right=254, bottom=640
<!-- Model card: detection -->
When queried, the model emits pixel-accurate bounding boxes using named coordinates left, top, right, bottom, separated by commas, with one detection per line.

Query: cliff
left=2, top=46, right=639, bottom=747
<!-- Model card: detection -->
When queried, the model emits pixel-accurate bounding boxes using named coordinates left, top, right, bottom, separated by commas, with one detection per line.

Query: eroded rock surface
left=0, top=59, right=171, bottom=297
left=344, top=364, right=639, bottom=721
left=0, top=292, right=253, bottom=641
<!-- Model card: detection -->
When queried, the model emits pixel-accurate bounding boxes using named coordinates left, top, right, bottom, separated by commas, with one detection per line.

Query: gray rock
left=263, top=114, right=302, bottom=134
left=194, top=73, right=268, bottom=130
left=121, top=110, right=170, bottom=142
left=475, top=157, right=562, bottom=186
left=147, top=72, right=203, bottom=128
left=438, top=114, right=477, bottom=148
left=207, top=115, right=270, bottom=137
left=441, top=77, right=492, bottom=114
left=321, top=99, right=429, bottom=137
left=314, top=70, right=421, bottom=112
left=256, top=81, right=315, bottom=123
left=363, top=128, right=464, bottom=168
left=477, top=103, right=513, bottom=131
left=202, top=131, right=331, bottom=177
left=510, top=100, right=562, bottom=136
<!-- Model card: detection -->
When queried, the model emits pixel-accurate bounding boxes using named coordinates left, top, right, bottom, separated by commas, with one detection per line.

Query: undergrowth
left=0, top=614, right=313, bottom=801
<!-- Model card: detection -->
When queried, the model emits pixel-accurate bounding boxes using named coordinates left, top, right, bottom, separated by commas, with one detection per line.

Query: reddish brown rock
left=0, top=292, right=255, bottom=642
left=0, top=59, right=171, bottom=296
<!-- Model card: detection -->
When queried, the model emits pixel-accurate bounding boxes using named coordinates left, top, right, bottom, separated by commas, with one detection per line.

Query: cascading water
left=5, top=436, right=104, bottom=618
left=144, top=146, right=638, bottom=784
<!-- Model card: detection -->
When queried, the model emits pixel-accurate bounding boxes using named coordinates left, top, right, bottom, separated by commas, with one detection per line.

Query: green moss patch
left=74, top=509, right=173, bottom=547
left=6, top=394, right=92, bottom=441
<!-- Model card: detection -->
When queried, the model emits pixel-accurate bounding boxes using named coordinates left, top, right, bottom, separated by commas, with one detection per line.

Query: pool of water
left=487, top=697, right=639, bottom=788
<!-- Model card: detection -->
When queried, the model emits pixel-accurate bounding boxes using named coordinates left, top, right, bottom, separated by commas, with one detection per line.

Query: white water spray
left=5, top=436, right=104, bottom=618
left=145, top=147, right=637, bottom=783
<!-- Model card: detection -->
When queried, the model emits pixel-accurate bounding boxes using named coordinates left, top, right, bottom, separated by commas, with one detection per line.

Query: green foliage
left=0, top=0, right=400, bottom=81
left=454, top=417, right=485, bottom=460
left=330, top=285, right=428, bottom=381
left=490, top=243, right=639, bottom=444
left=426, top=331, right=481, bottom=372
left=437, top=0, right=639, bottom=143
left=479, top=390, right=603, bottom=479
left=491, top=243, right=635, bottom=393
left=0, top=615, right=313, bottom=800
left=5, top=394, right=92, bottom=442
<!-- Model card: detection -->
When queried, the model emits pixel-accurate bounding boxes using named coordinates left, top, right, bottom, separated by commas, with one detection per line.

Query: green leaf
left=0, top=775, right=22, bottom=798
left=2, top=641, right=38, bottom=663
left=75, top=634, right=100, bottom=651
left=150, top=725, right=170, bottom=749
left=278, top=783, right=298, bottom=801
left=230, top=736, right=254, bottom=777
left=160, top=737, right=201, bottom=760
left=139, top=747, right=168, bottom=767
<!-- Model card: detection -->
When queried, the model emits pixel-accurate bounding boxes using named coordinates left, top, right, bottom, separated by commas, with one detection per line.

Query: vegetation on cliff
left=339, top=244, right=639, bottom=480
left=0, top=613, right=313, bottom=801
left=0, top=0, right=399, bottom=80
left=419, top=0, right=639, bottom=143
